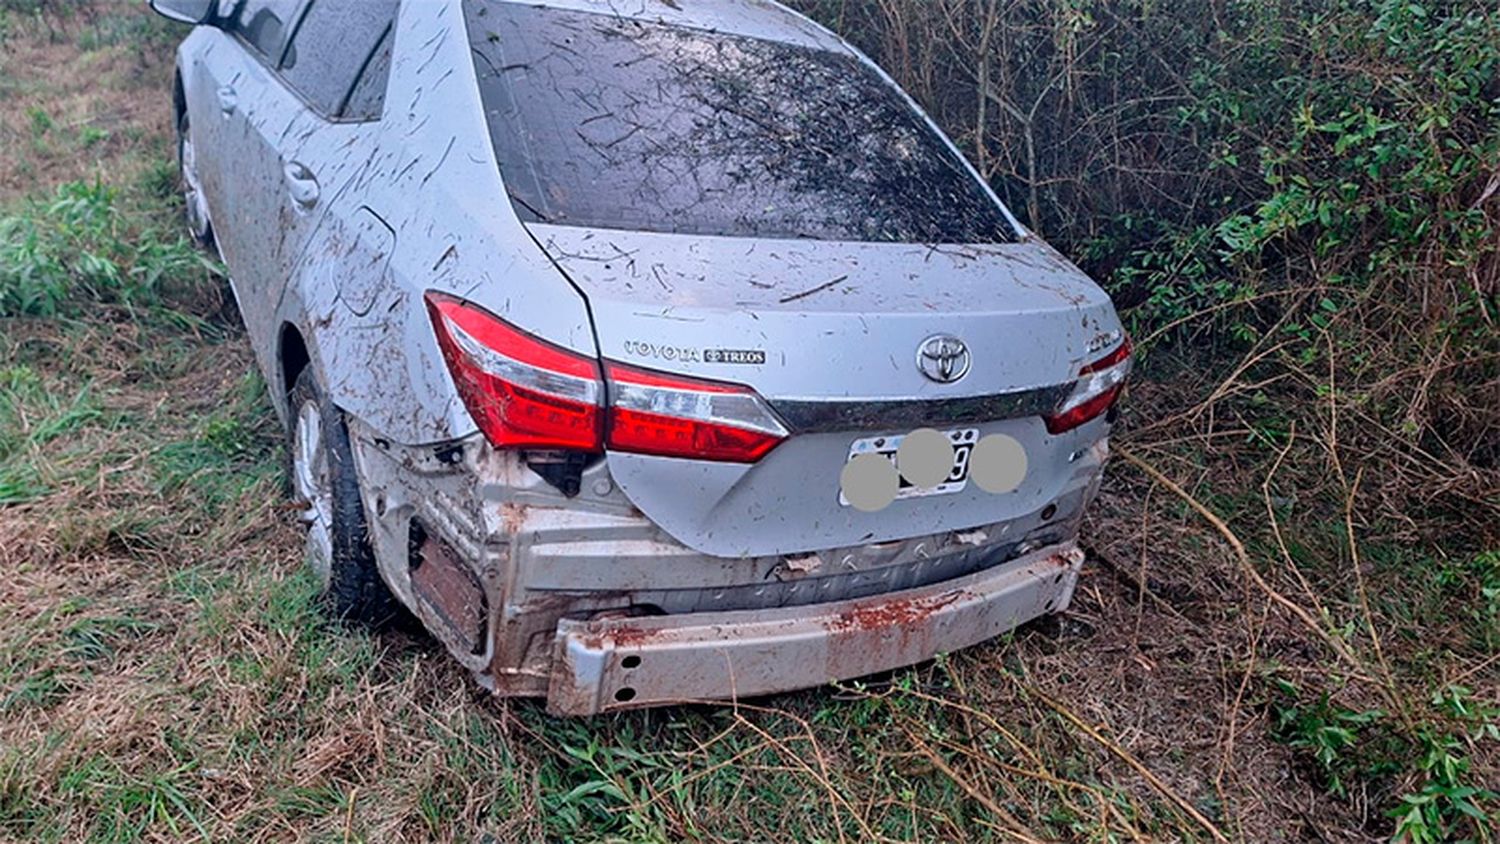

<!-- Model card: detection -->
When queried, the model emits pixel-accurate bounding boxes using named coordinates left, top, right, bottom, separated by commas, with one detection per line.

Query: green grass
left=0, top=178, right=217, bottom=318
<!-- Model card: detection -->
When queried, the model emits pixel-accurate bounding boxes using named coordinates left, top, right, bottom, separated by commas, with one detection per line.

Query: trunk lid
left=532, top=224, right=1123, bottom=558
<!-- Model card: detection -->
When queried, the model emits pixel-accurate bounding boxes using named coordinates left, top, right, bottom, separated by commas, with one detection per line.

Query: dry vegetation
left=1, top=1, right=1497, bottom=842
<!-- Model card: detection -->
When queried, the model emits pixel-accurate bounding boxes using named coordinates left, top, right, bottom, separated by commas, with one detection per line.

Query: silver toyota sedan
left=150, top=0, right=1131, bottom=715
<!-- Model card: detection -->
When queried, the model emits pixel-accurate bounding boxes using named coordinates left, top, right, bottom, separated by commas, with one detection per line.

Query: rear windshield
left=464, top=2, right=1015, bottom=243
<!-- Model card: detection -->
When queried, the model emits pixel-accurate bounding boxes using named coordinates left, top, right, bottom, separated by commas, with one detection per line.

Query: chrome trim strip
left=770, top=384, right=1072, bottom=434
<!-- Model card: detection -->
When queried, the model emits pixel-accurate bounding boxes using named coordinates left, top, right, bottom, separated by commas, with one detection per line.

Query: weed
left=1268, top=678, right=1398, bottom=797
left=1393, top=724, right=1498, bottom=844
left=84, top=761, right=211, bottom=843
left=0, top=365, right=107, bottom=504
left=1, top=667, right=67, bottom=711
left=1439, top=551, right=1500, bottom=654
left=25, top=104, right=50, bottom=136
left=148, top=373, right=280, bottom=518
left=0, top=462, right=47, bottom=504
left=61, top=615, right=159, bottom=664
left=77, top=125, right=109, bottom=148
left=0, top=180, right=216, bottom=317
left=76, top=8, right=179, bottom=53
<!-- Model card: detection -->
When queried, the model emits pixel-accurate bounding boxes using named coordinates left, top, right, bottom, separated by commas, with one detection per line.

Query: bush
left=792, top=0, right=1498, bottom=321
left=0, top=180, right=215, bottom=318
left=790, top=0, right=1500, bottom=518
left=787, top=2, right=1500, bottom=838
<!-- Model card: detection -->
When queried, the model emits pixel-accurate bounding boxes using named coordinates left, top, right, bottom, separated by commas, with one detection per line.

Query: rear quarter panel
left=271, top=0, right=597, bottom=446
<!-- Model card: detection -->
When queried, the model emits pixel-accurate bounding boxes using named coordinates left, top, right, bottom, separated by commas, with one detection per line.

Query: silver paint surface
left=170, top=0, right=1127, bottom=711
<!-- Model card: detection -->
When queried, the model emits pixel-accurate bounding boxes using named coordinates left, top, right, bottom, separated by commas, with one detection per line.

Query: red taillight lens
left=426, top=293, right=787, bottom=463
left=425, top=292, right=602, bottom=451
left=605, top=361, right=789, bottom=463
left=1045, top=336, right=1133, bottom=435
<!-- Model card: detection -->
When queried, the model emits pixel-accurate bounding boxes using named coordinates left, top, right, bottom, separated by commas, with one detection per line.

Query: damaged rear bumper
left=547, top=543, right=1084, bottom=715
left=347, top=416, right=1104, bottom=715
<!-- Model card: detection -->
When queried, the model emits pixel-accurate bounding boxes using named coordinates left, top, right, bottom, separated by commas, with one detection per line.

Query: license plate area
left=839, top=428, right=978, bottom=506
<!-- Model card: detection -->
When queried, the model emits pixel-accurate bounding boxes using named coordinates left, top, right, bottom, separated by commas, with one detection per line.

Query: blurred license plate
left=839, top=428, right=978, bottom=505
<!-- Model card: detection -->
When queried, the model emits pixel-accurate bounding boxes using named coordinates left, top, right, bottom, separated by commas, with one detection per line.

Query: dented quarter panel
left=262, top=0, right=599, bottom=443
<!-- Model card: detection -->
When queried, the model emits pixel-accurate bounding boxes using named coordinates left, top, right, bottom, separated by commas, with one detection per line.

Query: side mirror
left=148, top=0, right=216, bottom=25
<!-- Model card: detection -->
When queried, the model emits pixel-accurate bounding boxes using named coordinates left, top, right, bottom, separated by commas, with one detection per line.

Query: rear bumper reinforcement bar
left=547, top=542, right=1085, bottom=715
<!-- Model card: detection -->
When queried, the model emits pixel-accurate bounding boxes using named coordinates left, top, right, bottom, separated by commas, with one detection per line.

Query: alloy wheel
left=293, top=400, right=335, bottom=586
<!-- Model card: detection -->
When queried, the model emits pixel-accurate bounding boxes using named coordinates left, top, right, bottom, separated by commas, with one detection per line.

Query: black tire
left=287, top=368, right=402, bottom=627
left=176, top=109, right=215, bottom=250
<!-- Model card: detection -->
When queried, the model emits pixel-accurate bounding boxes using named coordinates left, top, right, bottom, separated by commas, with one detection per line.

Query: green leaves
left=1269, top=676, right=1500, bottom=841
left=1392, top=724, right=1499, bottom=844
left=0, top=180, right=218, bottom=318
left=1268, top=678, right=1390, bottom=798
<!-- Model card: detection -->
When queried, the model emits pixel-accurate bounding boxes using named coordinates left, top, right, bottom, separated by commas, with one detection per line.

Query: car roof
left=482, top=0, right=851, bottom=53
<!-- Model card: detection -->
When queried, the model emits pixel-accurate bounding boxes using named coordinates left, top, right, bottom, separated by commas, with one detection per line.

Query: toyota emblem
left=917, top=335, right=971, bottom=384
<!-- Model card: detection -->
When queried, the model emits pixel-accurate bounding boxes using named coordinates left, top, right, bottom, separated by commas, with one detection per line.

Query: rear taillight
left=425, top=292, right=603, bottom=451
left=605, top=361, right=789, bottom=463
left=426, top=293, right=787, bottom=463
left=1045, top=336, right=1133, bottom=435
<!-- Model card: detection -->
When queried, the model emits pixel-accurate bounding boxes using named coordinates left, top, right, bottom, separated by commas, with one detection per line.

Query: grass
left=0, top=4, right=1496, bottom=843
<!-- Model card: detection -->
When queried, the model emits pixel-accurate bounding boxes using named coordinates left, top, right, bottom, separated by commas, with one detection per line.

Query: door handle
left=284, top=162, right=320, bottom=211
left=216, top=85, right=237, bottom=115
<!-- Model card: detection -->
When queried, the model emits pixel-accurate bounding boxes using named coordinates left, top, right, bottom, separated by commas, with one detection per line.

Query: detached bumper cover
left=547, top=543, right=1085, bottom=715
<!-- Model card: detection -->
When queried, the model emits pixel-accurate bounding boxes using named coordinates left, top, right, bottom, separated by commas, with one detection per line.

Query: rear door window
left=341, top=26, right=395, bottom=121
left=463, top=2, right=1015, bottom=243
left=280, top=0, right=399, bottom=119
left=227, top=0, right=299, bottom=63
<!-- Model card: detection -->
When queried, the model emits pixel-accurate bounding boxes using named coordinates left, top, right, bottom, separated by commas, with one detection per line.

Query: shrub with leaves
left=0, top=180, right=214, bottom=318
left=788, top=1, right=1499, bottom=838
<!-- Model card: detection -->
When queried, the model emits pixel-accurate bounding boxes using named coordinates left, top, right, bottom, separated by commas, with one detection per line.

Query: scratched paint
left=169, top=0, right=1127, bottom=714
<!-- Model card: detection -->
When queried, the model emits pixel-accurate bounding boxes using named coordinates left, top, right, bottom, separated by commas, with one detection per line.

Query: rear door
left=191, top=0, right=301, bottom=348
left=268, top=0, right=400, bottom=321
left=205, top=0, right=399, bottom=377
left=186, top=0, right=294, bottom=226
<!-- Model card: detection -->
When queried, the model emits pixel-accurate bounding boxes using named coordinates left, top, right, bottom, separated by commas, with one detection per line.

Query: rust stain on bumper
left=826, top=589, right=969, bottom=633
left=545, top=544, right=1086, bottom=716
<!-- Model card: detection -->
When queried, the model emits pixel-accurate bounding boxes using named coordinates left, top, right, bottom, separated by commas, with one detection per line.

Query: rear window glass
left=464, top=2, right=1014, bottom=243
left=342, top=27, right=394, bottom=121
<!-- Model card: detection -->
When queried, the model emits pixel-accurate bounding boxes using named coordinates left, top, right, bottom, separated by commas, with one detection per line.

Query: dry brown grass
left=0, top=17, right=171, bottom=204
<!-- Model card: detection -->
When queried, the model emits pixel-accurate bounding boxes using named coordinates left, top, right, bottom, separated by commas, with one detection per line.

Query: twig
left=778, top=275, right=849, bottom=304
left=1324, top=328, right=1414, bottom=727
left=1344, top=469, right=1413, bottom=731
left=727, top=706, right=873, bottom=843
left=1027, top=687, right=1230, bottom=843
left=343, top=785, right=357, bottom=844
left=1136, top=289, right=1321, bottom=348
left=1216, top=600, right=1269, bottom=798
left=903, top=729, right=1046, bottom=844
left=1262, top=421, right=1330, bottom=619
left=1115, top=446, right=1366, bottom=674
left=1085, top=543, right=1195, bottom=625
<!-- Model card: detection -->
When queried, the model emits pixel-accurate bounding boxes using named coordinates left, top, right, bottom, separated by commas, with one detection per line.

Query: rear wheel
left=176, top=110, right=214, bottom=250
left=288, top=368, right=401, bottom=626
